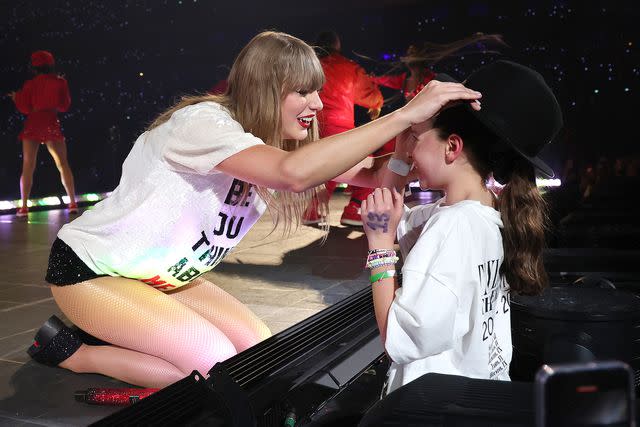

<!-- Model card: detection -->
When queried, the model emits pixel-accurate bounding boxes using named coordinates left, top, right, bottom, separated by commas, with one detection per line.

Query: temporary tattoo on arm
left=366, top=212, right=390, bottom=233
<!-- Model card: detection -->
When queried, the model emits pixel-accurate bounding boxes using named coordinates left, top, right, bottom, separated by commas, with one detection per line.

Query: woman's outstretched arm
left=216, top=81, right=481, bottom=192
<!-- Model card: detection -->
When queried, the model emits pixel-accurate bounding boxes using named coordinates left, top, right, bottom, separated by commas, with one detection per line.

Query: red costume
left=14, top=73, right=71, bottom=143
left=373, top=70, right=437, bottom=101
left=317, top=52, right=383, bottom=137
left=316, top=52, right=383, bottom=224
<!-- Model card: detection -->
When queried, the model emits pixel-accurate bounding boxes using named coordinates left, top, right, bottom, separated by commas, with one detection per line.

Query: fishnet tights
left=51, top=276, right=271, bottom=388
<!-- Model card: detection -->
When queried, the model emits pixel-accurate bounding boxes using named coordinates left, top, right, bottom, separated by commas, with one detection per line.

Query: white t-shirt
left=58, top=102, right=267, bottom=291
left=385, top=198, right=512, bottom=394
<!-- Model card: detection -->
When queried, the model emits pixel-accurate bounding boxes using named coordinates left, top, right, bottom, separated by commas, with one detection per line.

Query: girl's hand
left=361, top=187, right=404, bottom=249
left=399, top=80, right=481, bottom=126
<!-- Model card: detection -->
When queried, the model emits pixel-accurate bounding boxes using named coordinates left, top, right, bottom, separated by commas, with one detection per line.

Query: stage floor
left=0, top=192, right=383, bottom=426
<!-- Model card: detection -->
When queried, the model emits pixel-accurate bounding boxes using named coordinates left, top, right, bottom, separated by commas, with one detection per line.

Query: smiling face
left=225, top=31, right=325, bottom=147
left=410, top=119, right=449, bottom=190
left=280, top=90, right=323, bottom=140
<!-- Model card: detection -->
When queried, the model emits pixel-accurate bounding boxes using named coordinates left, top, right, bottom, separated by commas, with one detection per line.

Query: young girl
left=9, top=50, right=78, bottom=216
left=360, top=60, right=563, bottom=395
left=28, top=31, right=482, bottom=388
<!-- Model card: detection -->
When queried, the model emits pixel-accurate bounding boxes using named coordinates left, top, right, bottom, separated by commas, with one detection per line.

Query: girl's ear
left=445, top=134, right=464, bottom=163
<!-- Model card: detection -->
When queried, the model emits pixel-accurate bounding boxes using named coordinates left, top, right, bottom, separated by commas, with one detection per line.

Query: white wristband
left=387, top=157, right=411, bottom=176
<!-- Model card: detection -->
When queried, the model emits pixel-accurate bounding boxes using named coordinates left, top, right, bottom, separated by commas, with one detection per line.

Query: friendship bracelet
left=368, top=248, right=395, bottom=255
left=367, top=261, right=398, bottom=270
left=367, top=249, right=396, bottom=259
left=366, top=253, right=397, bottom=263
left=367, top=250, right=396, bottom=258
left=365, top=256, right=399, bottom=269
left=370, top=269, right=397, bottom=284
left=366, top=255, right=398, bottom=264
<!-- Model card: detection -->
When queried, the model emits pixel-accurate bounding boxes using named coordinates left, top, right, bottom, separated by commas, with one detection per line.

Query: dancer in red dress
left=303, top=31, right=384, bottom=226
left=9, top=50, right=77, bottom=216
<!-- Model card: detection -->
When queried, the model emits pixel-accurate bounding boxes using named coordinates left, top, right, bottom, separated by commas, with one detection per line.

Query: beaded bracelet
left=367, top=249, right=395, bottom=255
left=370, top=269, right=397, bottom=284
left=367, top=252, right=397, bottom=261
left=367, top=249, right=396, bottom=261
left=365, top=256, right=399, bottom=269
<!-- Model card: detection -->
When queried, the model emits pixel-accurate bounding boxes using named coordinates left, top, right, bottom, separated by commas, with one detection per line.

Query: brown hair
left=378, top=33, right=506, bottom=103
left=434, top=106, right=548, bottom=295
left=496, top=162, right=548, bottom=295
left=148, top=31, right=328, bottom=235
left=402, top=33, right=505, bottom=67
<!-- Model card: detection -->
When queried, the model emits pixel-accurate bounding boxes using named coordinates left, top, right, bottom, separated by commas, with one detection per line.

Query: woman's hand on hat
left=399, top=80, right=482, bottom=126
left=361, top=187, right=404, bottom=249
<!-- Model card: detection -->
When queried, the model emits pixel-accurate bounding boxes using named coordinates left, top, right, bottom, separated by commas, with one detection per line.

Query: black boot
left=72, top=326, right=110, bottom=346
left=27, top=315, right=82, bottom=367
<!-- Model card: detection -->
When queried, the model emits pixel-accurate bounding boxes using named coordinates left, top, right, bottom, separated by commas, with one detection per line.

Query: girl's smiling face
left=410, top=119, right=449, bottom=190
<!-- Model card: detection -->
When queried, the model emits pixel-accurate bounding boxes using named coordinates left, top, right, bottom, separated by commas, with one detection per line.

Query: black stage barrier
left=91, top=286, right=387, bottom=426
left=358, top=373, right=534, bottom=427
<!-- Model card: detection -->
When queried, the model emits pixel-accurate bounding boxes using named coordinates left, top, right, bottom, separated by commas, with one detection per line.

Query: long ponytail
left=496, top=160, right=549, bottom=295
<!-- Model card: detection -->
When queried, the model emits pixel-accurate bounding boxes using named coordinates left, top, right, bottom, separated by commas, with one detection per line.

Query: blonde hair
left=148, top=31, right=328, bottom=235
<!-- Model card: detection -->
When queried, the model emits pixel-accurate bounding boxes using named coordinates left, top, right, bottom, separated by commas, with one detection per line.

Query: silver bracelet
left=387, top=157, right=411, bottom=176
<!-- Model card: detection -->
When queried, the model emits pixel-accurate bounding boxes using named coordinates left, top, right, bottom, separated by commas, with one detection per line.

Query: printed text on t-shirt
left=141, top=179, right=252, bottom=290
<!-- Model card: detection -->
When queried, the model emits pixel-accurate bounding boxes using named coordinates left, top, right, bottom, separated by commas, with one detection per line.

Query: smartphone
left=535, top=360, right=636, bottom=427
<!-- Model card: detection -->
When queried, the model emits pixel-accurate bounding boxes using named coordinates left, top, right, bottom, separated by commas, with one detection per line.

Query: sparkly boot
left=27, top=315, right=82, bottom=367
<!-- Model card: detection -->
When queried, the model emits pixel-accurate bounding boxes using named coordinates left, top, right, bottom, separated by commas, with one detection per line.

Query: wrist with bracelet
left=367, top=248, right=399, bottom=284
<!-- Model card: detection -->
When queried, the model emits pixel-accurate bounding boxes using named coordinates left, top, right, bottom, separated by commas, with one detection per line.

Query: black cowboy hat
left=436, top=60, right=563, bottom=177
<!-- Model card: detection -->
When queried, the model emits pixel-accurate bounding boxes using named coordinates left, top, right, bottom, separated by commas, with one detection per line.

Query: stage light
left=536, top=178, right=562, bottom=187
left=0, top=193, right=110, bottom=212
left=39, top=197, right=62, bottom=206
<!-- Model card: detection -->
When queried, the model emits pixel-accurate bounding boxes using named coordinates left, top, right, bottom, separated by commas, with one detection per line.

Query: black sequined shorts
left=46, top=238, right=106, bottom=286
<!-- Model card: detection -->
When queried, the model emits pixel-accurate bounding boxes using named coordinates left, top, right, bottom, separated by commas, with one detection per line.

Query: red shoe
left=16, top=206, right=28, bottom=217
left=343, top=185, right=353, bottom=195
left=340, top=203, right=363, bottom=227
left=302, top=209, right=322, bottom=225
left=68, top=202, right=79, bottom=214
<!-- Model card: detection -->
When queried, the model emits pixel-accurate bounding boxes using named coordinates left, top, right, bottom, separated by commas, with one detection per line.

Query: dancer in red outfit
left=304, top=31, right=384, bottom=226
left=9, top=51, right=77, bottom=216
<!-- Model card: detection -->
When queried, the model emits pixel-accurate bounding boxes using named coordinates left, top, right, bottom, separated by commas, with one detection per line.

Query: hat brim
left=434, top=72, right=554, bottom=178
